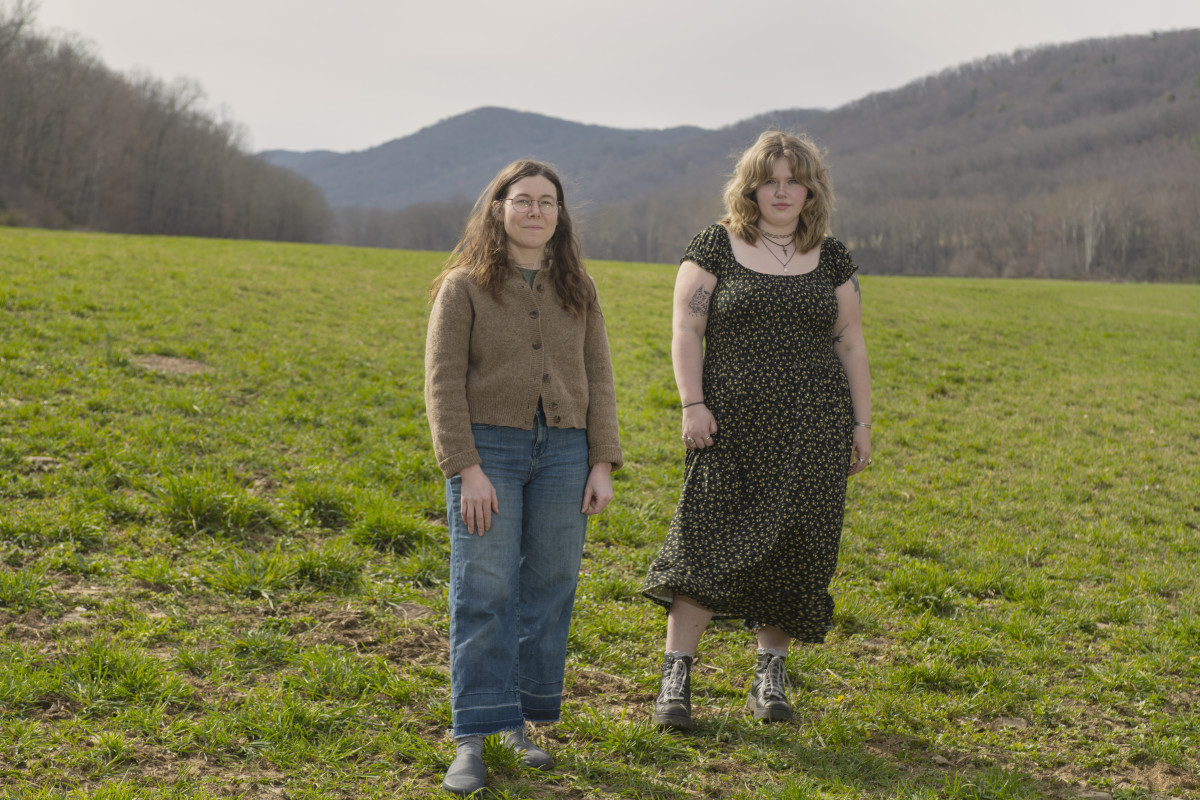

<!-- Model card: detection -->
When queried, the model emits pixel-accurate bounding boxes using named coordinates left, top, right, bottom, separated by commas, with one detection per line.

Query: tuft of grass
left=0, top=717, right=51, bottom=772
left=231, top=624, right=297, bottom=670
left=397, top=539, right=450, bottom=588
left=561, top=705, right=697, bottom=766
left=198, top=546, right=296, bottom=600
left=349, top=493, right=436, bottom=554
left=0, top=565, right=52, bottom=612
left=885, top=563, right=961, bottom=615
left=290, top=480, right=356, bottom=530
left=0, top=643, right=56, bottom=712
left=294, top=541, right=364, bottom=593
left=126, top=553, right=188, bottom=592
left=175, top=645, right=229, bottom=679
left=229, top=688, right=364, bottom=752
left=0, top=499, right=106, bottom=550
left=285, top=645, right=392, bottom=701
left=54, top=638, right=195, bottom=712
left=158, top=470, right=281, bottom=537
left=89, top=729, right=134, bottom=775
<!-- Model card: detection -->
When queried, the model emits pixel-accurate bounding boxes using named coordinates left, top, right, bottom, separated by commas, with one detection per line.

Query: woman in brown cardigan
left=425, top=160, right=622, bottom=796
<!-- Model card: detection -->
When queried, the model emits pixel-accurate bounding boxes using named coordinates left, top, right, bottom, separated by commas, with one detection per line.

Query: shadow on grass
left=553, top=710, right=1094, bottom=800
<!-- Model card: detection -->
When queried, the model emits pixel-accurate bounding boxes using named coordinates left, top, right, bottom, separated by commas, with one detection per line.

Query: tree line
left=0, top=2, right=330, bottom=242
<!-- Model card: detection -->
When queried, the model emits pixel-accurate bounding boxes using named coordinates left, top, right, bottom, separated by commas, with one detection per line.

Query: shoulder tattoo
left=687, top=285, right=712, bottom=317
left=850, top=274, right=861, bottom=298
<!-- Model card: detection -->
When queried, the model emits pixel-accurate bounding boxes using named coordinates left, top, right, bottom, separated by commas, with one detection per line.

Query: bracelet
left=682, top=400, right=706, bottom=409
left=854, top=421, right=871, bottom=428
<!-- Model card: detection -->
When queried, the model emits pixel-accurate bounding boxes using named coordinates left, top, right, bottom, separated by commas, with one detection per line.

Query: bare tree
left=0, top=3, right=330, bottom=242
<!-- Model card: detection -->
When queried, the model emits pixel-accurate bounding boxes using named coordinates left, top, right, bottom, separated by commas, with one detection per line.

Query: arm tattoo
left=687, top=286, right=712, bottom=317
left=832, top=277, right=859, bottom=343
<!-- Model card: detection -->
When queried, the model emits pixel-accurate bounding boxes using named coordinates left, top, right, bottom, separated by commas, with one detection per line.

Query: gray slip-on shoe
left=441, top=738, right=486, bottom=795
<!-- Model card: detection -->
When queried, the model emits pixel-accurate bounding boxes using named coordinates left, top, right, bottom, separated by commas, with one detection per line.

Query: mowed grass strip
left=1, top=226, right=1198, bottom=799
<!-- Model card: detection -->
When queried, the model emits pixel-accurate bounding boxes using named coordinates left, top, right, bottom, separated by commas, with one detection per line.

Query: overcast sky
left=29, top=0, right=1200, bottom=154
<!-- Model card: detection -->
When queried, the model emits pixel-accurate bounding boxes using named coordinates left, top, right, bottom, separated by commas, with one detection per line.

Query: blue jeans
left=446, top=411, right=590, bottom=738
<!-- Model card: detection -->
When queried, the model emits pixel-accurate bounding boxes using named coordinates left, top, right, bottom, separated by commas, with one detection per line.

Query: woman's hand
left=682, top=403, right=719, bottom=450
left=458, top=464, right=498, bottom=534
left=582, top=462, right=614, bottom=515
left=848, top=426, right=872, bottom=477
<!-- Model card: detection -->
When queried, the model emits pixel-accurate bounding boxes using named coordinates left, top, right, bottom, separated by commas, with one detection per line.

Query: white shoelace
left=760, top=655, right=789, bottom=701
left=660, top=658, right=690, bottom=701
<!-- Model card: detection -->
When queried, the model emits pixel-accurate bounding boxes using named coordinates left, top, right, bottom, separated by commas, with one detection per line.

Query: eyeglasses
left=504, top=198, right=560, bottom=214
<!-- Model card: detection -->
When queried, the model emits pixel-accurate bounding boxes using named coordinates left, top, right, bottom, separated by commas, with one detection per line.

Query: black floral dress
left=643, top=224, right=858, bottom=643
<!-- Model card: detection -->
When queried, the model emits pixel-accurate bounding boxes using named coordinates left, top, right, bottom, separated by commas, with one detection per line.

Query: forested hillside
left=272, top=31, right=1200, bottom=282
left=808, top=31, right=1200, bottom=281
left=0, top=4, right=330, bottom=242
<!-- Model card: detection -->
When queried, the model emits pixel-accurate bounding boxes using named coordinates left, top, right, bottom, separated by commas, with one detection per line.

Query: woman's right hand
left=682, top=403, right=718, bottom=450
left=458, top=464, right=498, bottom=535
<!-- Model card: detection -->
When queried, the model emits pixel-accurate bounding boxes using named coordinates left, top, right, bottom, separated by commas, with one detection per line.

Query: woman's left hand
left=582, top=462, right=614, bottom=515
left=848, top=426, right=872, bottom=477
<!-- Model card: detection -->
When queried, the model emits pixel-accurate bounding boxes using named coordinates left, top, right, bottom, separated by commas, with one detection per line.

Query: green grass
left=1, top=226, right=1198, bottom=799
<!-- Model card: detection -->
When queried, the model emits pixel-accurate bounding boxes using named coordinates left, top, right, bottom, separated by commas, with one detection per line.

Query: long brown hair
left=429, top=160, right=595, bottom=314
left=721, top=130, right=834, bottom=255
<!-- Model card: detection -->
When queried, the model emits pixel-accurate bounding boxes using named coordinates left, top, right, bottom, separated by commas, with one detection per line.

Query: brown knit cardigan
left=424, top=267, right=623, bottom=479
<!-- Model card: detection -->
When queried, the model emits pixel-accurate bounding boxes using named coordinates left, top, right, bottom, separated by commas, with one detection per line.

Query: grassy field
left=1, top=227, right=1198, bottom=800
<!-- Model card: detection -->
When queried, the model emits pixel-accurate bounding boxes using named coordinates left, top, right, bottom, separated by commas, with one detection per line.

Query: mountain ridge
left=262, top=30, right=1200, bottom=280
left=261, top=106, right=713, bottom=208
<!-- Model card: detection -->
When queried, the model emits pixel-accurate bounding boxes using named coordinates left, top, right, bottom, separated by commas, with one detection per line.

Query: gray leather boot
left=503, top=727, right=554, bottom=770
left=441, top=735, right=486, bottom=795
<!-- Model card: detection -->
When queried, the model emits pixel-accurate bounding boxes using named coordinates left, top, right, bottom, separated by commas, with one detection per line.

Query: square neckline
left=719, top=224, right=823, bottom=278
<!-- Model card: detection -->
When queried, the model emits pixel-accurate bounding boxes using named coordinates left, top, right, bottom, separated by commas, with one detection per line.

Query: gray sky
left=29, top=0, right=1200, bottom=154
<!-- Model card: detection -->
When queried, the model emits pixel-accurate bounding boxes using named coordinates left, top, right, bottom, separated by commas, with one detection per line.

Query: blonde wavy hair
left=429, top=160, right=594, bottom=314
left=721, top=130, right=834, bottom=255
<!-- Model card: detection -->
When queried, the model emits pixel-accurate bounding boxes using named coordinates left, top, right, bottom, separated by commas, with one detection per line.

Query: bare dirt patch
left=130, top=355, right=212, bottom=375
left=381, top=623, right=449, bottom=667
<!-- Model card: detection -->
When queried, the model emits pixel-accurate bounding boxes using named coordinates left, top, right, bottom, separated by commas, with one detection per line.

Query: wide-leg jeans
left=446, top=411, right=590, bottom=738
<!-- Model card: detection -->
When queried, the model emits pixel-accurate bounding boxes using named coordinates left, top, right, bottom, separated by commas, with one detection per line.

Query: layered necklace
left=760, top=230, right=797, bottom=272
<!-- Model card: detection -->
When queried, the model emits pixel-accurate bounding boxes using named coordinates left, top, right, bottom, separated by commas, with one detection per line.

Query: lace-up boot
left=745, top=650, right=792, bottom=722
left=651, top=652, right=694, bottom=730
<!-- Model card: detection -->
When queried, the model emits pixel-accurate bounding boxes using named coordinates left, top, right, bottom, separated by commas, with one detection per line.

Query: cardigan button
left=536, top=284, right=545, bottom=292
left=532, top=342, right=542, bottom=350
left=542, top=373, right=550, bottom=382
left=529, top=310, right=539, bottom=319
left=553, top=416, right=561, bottom=423
left=549, top=402, right=558, bottom=410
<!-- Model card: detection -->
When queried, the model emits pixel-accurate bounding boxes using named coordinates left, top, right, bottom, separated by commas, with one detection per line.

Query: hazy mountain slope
left=263, top=30, right=1197, bottom=216
left=261, top=107, right=710, bottom=208
left=262, top=30, right=1199, bottom=279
